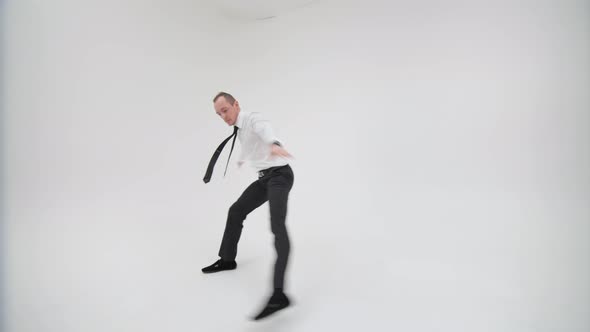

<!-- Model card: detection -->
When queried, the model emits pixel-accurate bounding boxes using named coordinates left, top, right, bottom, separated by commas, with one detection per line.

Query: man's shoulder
left=243, top=111, right=266, bottom=121
left=240, top=111, right=259, bottom=118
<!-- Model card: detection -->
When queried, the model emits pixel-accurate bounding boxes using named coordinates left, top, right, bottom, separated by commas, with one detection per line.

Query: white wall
left=2, top=0, right=589, bottom=331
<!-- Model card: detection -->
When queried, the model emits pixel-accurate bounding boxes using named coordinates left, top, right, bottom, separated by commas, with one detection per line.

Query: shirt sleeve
left=251, top=113, right=283, bottom=146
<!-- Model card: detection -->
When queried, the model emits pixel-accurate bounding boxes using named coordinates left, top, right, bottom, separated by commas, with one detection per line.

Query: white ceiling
left=210, top=0, right=320, bottom=20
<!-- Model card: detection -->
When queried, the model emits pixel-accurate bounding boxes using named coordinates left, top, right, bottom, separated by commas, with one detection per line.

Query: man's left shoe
left=252, top=290, right=291, bottom=320
left=201, top=258, right=237, bottom=273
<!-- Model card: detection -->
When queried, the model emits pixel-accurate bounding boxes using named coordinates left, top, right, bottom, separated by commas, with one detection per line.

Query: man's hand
left=270, top=144, right=293, bottom=159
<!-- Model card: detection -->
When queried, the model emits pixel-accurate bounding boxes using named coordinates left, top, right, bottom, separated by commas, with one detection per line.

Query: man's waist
left=258, top=164, right=289, bottom=178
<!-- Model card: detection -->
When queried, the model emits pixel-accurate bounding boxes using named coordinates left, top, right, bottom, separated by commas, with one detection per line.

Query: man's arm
left=270, top=143, right=293, bottom=158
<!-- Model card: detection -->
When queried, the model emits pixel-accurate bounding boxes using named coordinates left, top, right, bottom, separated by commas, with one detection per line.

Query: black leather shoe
left=252, top=291, right=291, bottom=320
left=201, top=258, right=237, bottom=273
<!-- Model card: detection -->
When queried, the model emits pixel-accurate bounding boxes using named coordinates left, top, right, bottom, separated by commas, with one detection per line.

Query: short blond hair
left=213, top=92, right=236, bottom=104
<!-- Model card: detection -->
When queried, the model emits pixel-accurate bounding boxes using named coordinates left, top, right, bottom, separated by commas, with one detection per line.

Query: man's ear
left=234, top=100, right=240, bottom=109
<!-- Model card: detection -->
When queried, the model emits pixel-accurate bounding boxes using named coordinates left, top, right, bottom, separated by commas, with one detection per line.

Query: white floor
left=4, top=191, right=589, bottom=332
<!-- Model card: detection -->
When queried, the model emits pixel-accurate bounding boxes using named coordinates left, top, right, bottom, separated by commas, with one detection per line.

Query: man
left=202, top=92, right=295, bottom=320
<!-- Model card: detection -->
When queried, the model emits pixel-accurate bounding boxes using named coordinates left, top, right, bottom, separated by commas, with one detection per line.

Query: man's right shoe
left=201, top=258, right=237, bottom=273
left=252, top=290, right=291, bottom=320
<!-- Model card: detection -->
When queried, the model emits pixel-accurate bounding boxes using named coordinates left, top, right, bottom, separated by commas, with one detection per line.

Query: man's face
left=214, top=97, right=240, bottom=126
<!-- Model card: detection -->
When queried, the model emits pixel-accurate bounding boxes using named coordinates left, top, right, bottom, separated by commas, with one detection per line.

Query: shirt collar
left=235, top=110, right=246, bottom=129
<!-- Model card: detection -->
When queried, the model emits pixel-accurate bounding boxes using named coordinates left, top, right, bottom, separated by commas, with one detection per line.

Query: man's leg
left=253, top=167, right=294, bottom=320
left=267, top=169, right=294, bottom=289
left=218, top=180, right=268, bottom=261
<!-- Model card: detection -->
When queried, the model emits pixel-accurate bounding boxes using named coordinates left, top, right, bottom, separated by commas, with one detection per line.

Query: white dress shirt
left=234, top=111, right=289, bottom=172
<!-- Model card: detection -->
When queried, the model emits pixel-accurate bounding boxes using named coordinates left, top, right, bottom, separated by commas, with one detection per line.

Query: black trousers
left=218, top=164, right=294, bottom=289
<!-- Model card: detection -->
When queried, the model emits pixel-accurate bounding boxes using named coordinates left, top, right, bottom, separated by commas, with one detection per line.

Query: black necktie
left=203, top=126, right=239, bottom=183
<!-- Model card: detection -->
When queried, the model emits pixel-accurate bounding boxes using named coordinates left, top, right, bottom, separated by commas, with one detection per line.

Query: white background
left=2, top=0, right=589, bottom=331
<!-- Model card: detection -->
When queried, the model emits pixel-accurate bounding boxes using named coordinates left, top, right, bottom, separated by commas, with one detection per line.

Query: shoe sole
left=201, top=266, right=237, bottom=274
